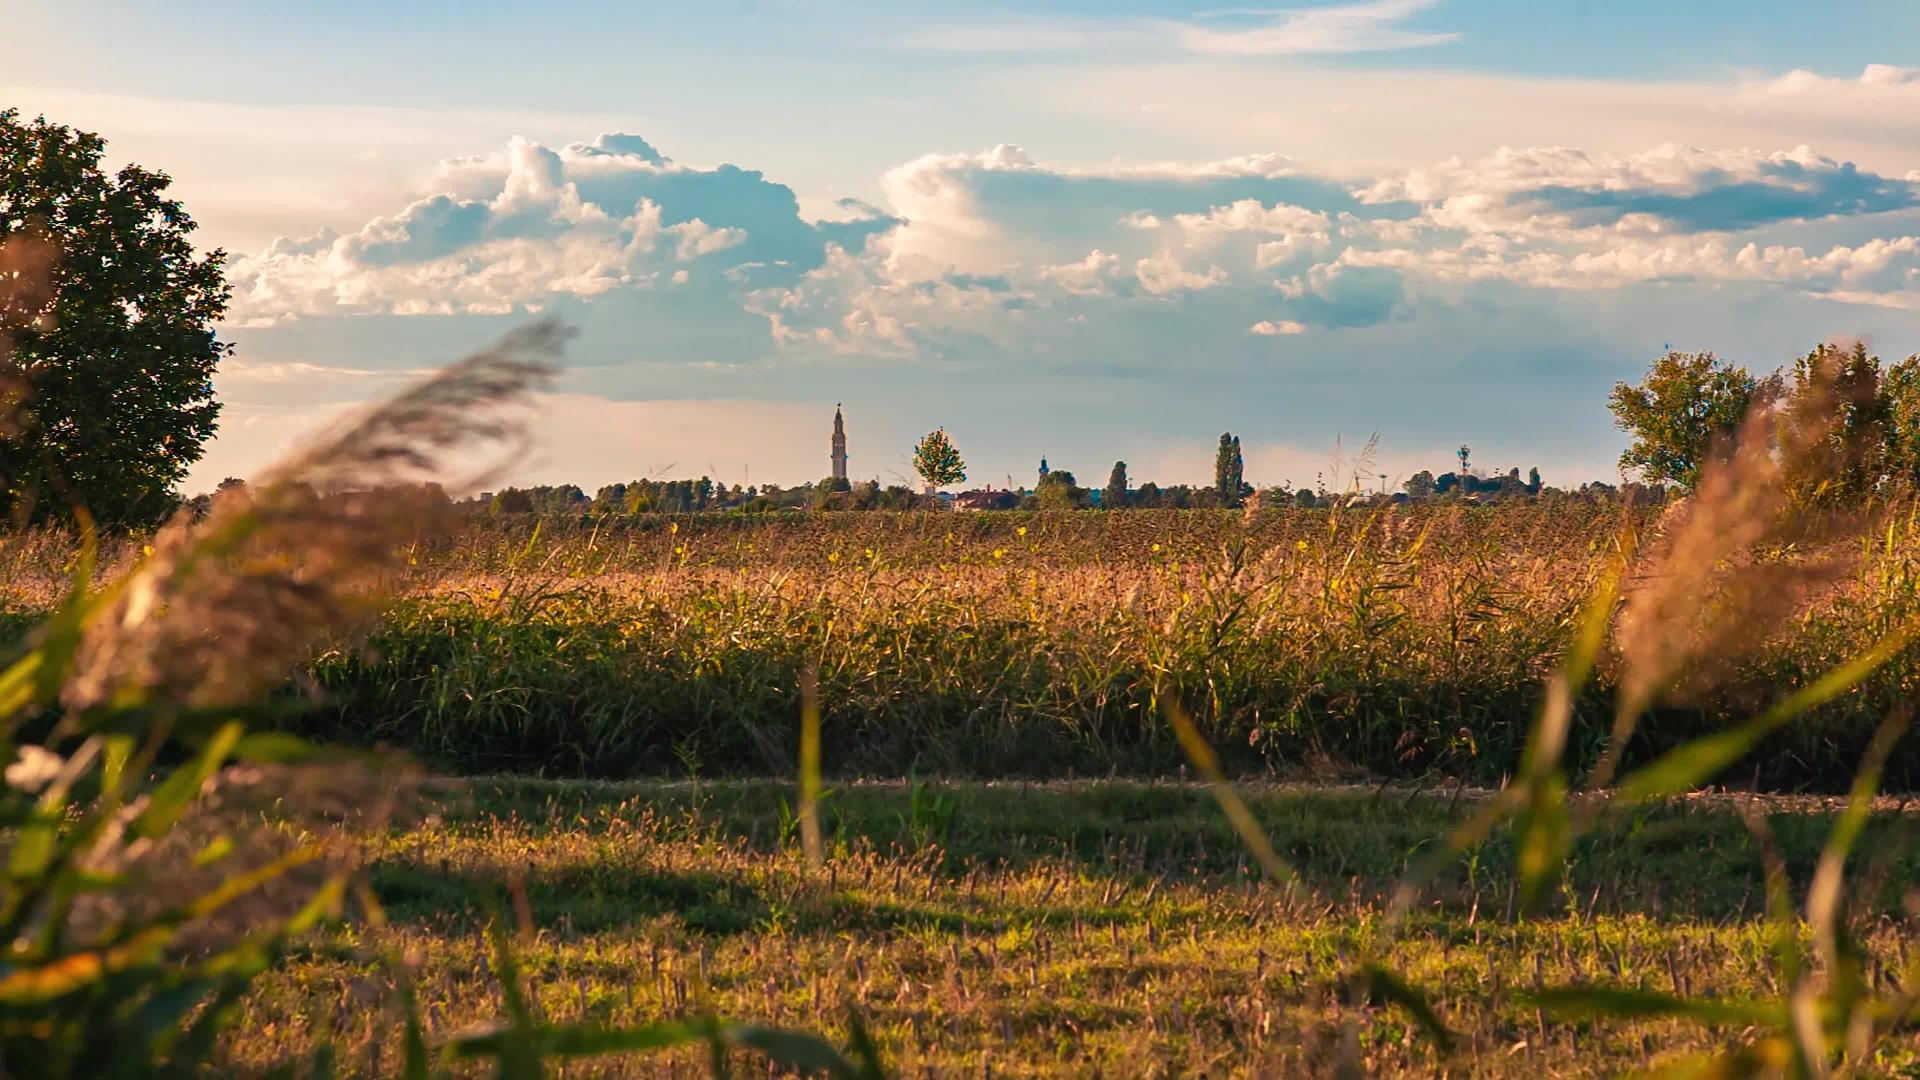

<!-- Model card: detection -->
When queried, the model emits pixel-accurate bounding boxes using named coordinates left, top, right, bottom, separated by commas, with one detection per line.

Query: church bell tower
left=831, top=405, right=848, bottom=482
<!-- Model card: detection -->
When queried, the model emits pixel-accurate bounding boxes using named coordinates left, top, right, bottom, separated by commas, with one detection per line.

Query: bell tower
left=831, top=405, right=848, bottom=482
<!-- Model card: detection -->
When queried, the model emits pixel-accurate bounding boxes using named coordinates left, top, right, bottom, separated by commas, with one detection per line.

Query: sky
left=9, top=0, right=1920, bottom=494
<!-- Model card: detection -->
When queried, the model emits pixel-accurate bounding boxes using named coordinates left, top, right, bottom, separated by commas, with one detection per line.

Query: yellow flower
left=1151, top=542, right=1161, bottom=553
left=1296, top=539, right=1309, bottom=552
left=670, top=521, right=679, bottom=534
left=993, top=548, right=1005, bottom=559
left=828, top=552, right=839, bottom=563
left=1017, top=526, right=1028, bottom=537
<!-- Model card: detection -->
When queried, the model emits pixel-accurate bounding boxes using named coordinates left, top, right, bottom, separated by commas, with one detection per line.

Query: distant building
left=954, top=488, right=1021, bottom=512
left=831, top=405, right=848, bottom=482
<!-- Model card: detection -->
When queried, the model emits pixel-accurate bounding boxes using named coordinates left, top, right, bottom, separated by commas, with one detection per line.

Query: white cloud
left=1134, top=252, right=1227, bottom=294
left=1250, top=320, right=1308, bottom=335
left=1039, top=250, right=1127, bottom=296
left=227, top=132, right=897, bottom=326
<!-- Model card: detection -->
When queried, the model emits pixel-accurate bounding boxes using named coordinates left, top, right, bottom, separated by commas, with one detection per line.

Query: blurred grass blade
left=798, top=663, right=823, bottom=870
left=132, top=720, right=245, bottom=839
left=1525, top=986, right=1783, bottom=1026
left=0, top=508, right=99, bottom=717
left=1618, top=619, right=1920, bottom=802
left=1807, top=712, right=1904, bottom=996
left=725, top=1024, right=860, bottom=1077
left=1161, top=693, right=1292, bottom=884
left=1358, top=964, right=1455, bottom=1054
left=8, top=735, right=102, bottom=879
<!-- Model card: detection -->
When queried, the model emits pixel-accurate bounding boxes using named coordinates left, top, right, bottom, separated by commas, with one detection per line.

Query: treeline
left=1611, top=341, right=1920, bottom=498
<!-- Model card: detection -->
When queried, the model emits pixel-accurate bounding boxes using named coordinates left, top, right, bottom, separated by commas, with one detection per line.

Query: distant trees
left=0, top=109, right=232, bottom=524
left=1404, top=470, right=1437, bottom=498
left=914, top=429, right=967, bottom=492
left=1035, top=468, right=1087, bottom=510
left=1608, top=350, right=1774, bottom=489
left=1214, top=433, right=1245, bottom=509
left=490, top=489, right=535, bottom=515
left=1613, top=342, right=1920, bottom=500
left=1103, top=461, right=1128, bottom=509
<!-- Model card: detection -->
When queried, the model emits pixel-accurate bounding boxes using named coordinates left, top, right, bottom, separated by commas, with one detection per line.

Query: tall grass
left=228, top=496, right=1920, bottom=789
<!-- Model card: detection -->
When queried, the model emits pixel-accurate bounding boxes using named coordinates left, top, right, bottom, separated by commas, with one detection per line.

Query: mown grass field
left=228, top=778, right=1920, bottom=1076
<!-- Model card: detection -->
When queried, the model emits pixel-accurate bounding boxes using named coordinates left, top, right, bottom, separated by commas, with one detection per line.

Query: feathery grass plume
left=60, top=320, right=565, bottom=713
left=0, top=316, right=565, bottom=1076
left=0, top=229, right=57, bottom=471
left=1592, top=363, right=1859, bottom=789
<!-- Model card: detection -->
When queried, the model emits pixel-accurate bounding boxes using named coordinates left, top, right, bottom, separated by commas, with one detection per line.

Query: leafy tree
left=490, top=488, right=535, bottom=515
left=1035, top=468, right=1086, bottom=510
left=1783, top=341, right=1887, bottom=501
left=913, top=428, right=967, bottom=491
left=1103, top=461, right=1128, bottom=509
left=1526, top=467, right=1542, bottom=495
left=1134, top=480, right=1162, bottom=508
left=1214, top=433, right=1245, bottom=509
left=1882, top=354, right=1920, bottom=487
left=1608, top=351, right=1774, bottom=489
left=1293, top=488, right=1317, bottom=508
left=0, top=111, right=234, bottom=524
left=1404, top=470, right=1437, bottom=498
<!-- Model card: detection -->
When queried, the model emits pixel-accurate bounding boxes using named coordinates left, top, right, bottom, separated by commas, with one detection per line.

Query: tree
left=0, top=110, right=232, bottom=523
left=489, top=488, right=534, bottom=515
left=1103, top=461, right=1128, bottom=509
left=1526, top=467, right=1542, bottom=495
left=1404, top=470, right=1437, bottom=498
left=1214, top=433, right=1245, bottom=509
left=1784, top=341, right=1888, bottom=501
left=1883, top=354, right=1920, bottom=487
left=1035, top=468, right=1086, bottom=510
left=1608, top=351, right=1773, bottom=489
left=913, top=428, right=967, bottom=492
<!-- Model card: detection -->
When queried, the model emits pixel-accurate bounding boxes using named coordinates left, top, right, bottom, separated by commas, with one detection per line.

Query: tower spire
left=831, top=404, right=848, bottom=482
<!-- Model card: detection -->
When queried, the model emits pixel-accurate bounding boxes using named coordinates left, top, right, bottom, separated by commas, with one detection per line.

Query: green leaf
left=1618, top=621, right=1919, bottom=802
left=232, top=731, right=321, bottom=763
left=1358, top=964, right=1455, bottom=1055
left=133, top=720, right=245, bottom=840
left=726, top=1025, right=860, bottom=1077
left=1525, top=985, right=1783, bottom=1027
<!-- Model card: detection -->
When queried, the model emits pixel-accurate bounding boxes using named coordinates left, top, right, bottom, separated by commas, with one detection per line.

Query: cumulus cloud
left=1359, top=144, right=1920, bottom=236
left=228, top=132, right=899, bottom=326
left=227, top=129, right=1920, bottom=361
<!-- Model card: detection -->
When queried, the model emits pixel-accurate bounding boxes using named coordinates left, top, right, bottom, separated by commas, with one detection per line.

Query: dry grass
left=222, top=777, right=1920, bottom=1077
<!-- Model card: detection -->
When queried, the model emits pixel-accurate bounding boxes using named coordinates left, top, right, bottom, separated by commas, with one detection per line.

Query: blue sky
left=10, top=1, right=1920, bottom=492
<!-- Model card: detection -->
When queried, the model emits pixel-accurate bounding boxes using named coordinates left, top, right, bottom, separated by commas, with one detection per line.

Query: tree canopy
left=0, top=110, right=231, bottom=524
left=1607, top=351, right=1772, bottom=489
left=1214, top=433, right=1244, bottom=509
left=913, top=428, right=966, bottom=491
